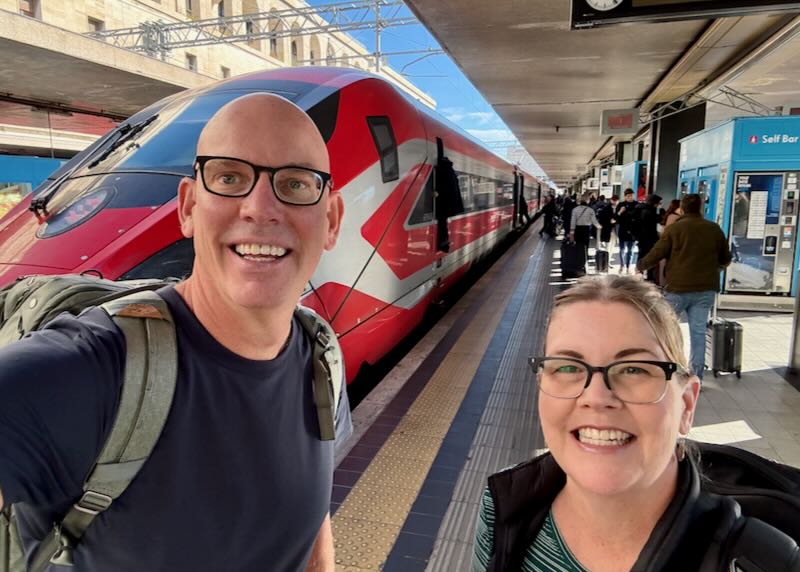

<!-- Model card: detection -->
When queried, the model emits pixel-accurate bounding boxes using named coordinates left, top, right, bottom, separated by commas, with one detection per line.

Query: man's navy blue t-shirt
left=0, top=286, right=350, bottom=571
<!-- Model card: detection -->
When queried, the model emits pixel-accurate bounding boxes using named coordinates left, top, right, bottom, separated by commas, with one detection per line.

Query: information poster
left=747, top=191, right=767, bottom=239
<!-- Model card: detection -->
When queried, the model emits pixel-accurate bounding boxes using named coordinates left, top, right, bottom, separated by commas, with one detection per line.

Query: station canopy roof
left=405, top=0, right=800, bottom=188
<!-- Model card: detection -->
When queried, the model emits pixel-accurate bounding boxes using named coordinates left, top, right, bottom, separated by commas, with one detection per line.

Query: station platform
left=330, top=224, right=800, bottom=572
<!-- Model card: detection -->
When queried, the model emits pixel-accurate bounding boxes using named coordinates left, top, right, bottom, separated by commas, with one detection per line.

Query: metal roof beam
left=87, top=1, right=409, bottom=57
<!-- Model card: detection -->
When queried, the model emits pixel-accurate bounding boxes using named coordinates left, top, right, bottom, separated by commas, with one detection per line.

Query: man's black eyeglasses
left=529, top=356, right=688, bottom=404
left=194, top=155, right=333, bottom=206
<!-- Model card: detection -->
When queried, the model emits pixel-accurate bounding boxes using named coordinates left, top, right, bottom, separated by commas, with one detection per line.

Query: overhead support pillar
left=647, top=103, right=705, bottom=202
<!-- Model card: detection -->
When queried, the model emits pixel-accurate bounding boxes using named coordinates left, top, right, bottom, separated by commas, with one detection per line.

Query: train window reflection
left=408, top=172, right=435, bottom=225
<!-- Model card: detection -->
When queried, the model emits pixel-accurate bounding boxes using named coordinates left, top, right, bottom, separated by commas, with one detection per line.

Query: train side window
left=367, top=116, right=399, bottom=183
left=408, top=171, right=435, bottom=225
left=458, top=173, right=473, bottom=212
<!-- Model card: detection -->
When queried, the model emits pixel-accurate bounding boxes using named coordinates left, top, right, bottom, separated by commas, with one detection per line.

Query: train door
left=725, top=172, right=799, bottom=295
left=511, top=170, right=520, bottom=226
left=433, top=137, right=465, bottom=253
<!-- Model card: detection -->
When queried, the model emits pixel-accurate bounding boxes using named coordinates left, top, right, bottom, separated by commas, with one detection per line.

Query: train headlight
left=37, top=186, right=115, bottom=238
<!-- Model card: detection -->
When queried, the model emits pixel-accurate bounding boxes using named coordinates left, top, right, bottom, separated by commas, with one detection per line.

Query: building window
left=291, top=41, right=298, bottom=65
left=326, top=47, right=335, bottom=66
left=216, top=1, right=224, bottom=18
left=185, top=53, right=197, bottom=72
left=245, top=20, right=254, bottom=35
left=88, top=17, right=105, bottom=33
left=270, top=36, right=278, bottom=58
left=221, top=66, right=230, bottom=79
left=19, top=0, right=40, bottom=18
left=309, top=49, right=315, bottom=65
left=184, top=0, right=194, bottom=18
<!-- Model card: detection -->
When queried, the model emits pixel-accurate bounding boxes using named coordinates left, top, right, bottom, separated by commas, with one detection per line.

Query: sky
left=304, top=0, right=547, bottom=179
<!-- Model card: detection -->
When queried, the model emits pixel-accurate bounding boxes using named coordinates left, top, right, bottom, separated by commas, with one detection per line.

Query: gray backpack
left=0, top=274, right=343, bottom=572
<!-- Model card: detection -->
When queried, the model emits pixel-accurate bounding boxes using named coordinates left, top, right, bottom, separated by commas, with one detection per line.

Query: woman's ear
left=679, top=376, right=701, bottom=435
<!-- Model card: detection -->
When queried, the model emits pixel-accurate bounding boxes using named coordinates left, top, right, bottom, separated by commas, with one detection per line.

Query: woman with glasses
left=472, top=275, right=799, bottom=571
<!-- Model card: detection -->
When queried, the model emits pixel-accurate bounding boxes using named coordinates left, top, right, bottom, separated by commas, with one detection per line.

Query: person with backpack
left=472, top=275, right=800, bottom=572
left=568, top=195, right=601, bottom=248
left=0, top=94, right=351, bottom=572
left=633, top=194, right=663, bottom=282
left=616, top=188, right=638, bottom=273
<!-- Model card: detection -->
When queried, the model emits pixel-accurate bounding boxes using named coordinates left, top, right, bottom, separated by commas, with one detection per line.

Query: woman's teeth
left=234, top=244, right=287, bottom=257
left=576, top=427, right=633, bottom=446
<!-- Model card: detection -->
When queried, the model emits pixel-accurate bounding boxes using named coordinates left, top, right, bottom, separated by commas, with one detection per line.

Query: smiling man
left=0, top=94, right=350, bottom=571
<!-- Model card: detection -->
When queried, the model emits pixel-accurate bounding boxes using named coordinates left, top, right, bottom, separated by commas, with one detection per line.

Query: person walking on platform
left=657, top=199, right=683, bottom=284
left=633, top=194, right=663, bottom=282
left=616, top=188, right=638, bottom=273
left=472, top=275, right=800, bottom=572
left=561, top=194, right=576, bottom=236
left=597, top=196, right=615, bottom=245
left=637, top=194, right=732, bottom=382
left=0, top=94, right=352, bottom=572
left=533, top=194, right=557, bottom=238
left=569, top=195, right=601, bottom=248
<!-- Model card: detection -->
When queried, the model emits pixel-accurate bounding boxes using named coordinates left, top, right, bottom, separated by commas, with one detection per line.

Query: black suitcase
left=561, top=241, right=586, bottom=279
left=595, top=250, right=609, bottom=273
left=705, top=319, right=743, bottom=378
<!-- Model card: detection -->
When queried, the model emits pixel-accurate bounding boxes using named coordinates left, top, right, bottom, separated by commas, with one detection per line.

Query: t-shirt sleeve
left=471, top=486, right=496, bottom=572
left=0, top=309, right=124, bottom=508
left=333, top=379, right=353, bottom=451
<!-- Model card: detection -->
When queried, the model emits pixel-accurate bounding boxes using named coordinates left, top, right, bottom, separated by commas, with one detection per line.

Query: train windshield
left=69, top=88, right=299, bottom=179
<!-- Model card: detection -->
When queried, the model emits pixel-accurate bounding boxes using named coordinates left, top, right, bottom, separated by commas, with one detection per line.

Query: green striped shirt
left=472, top=487, right=588, bottom=572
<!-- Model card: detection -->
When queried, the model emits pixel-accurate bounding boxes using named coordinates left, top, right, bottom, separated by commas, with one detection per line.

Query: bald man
left=0, top=94, right=349, bottom=571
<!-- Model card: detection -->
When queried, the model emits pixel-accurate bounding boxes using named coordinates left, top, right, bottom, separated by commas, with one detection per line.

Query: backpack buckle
left=49, top=524, right=75, bottom=566
left=74, top=491, right=113, bottom=515
left=315, top=328, right=332, bottom=349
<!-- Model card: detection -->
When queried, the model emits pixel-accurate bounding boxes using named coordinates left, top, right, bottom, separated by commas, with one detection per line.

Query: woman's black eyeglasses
left=529, top=356, right=688, bottom=404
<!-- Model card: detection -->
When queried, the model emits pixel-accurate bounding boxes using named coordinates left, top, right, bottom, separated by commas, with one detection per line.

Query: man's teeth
left=234, top=244, right=287, bottom=257
left=576, top=427, right=633, bottom=446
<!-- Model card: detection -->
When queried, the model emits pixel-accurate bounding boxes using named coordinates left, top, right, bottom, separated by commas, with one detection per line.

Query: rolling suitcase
left=705, top=296, right=743, bottom=378
left=595, top=250, right=609, bottom=273
left=561, top=241, right=586, bottom=279
left=706, top=319, right=743, bottom=378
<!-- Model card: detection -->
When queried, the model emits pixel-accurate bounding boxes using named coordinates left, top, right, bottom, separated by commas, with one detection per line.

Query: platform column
left=647, top=103, right=706, bottom=202
left=791, top=270, right=800, bottom=372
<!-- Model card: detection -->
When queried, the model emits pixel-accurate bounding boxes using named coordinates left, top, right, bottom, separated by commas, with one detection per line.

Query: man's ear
left=177, top=177, right=196, bottom=238
left=324, top=191, right=344, bottom=251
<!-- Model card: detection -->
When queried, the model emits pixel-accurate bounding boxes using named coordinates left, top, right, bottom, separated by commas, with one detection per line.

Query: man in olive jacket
left=637, top=194, right=732, bottom=380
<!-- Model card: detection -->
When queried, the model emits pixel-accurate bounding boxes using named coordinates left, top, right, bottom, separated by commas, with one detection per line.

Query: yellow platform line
left=332, top=247, right=531, bottom=571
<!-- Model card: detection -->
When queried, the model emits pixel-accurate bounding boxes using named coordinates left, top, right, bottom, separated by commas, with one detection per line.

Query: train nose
left=0, top=174, right=183, bottom=288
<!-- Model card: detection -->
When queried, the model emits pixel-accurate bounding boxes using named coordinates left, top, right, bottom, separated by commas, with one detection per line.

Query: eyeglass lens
left=537, top=358, right=668, bottom=403
left=202, top=158, right=324, bottom=204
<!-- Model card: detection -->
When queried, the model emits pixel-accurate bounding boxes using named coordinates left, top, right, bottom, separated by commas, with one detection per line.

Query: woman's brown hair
left=547, top=275, right=691, bottom=376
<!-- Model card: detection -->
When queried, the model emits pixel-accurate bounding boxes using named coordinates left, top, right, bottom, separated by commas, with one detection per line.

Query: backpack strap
left=29, top=291, right=178, bottom=571
left=294, top=306, right=343, bottom=441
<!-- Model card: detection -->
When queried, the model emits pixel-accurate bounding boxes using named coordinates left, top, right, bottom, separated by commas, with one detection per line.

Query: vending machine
left=678, top=116, right=800, bottom=302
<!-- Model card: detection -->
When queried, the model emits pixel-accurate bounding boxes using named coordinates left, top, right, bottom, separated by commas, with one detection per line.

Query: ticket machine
left=727, top=172, right=798, bottom=294
left=678, top=116, right=800, bottom=302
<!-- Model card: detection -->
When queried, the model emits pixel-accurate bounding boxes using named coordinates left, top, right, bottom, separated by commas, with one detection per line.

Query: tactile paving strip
left=331, top=235, right=538, bottom=571
left=426, top=238, right=559, bottom=571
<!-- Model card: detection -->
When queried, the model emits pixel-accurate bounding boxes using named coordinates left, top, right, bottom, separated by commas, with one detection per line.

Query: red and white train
left=0, top=67, right=543, bottom=382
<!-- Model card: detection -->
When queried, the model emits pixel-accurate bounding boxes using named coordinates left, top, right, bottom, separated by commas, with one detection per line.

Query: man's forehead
left=196, top=94, right=328, bottom=167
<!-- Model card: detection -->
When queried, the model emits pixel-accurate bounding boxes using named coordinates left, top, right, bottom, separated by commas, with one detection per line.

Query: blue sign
left=737, top=117, right=800, bottom=161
